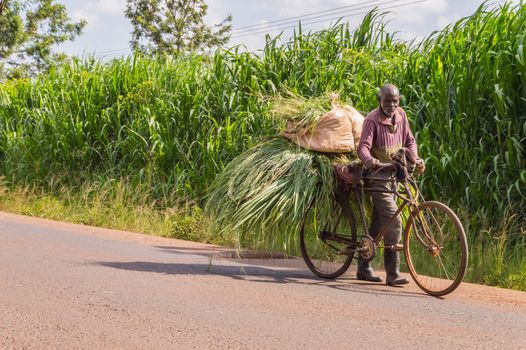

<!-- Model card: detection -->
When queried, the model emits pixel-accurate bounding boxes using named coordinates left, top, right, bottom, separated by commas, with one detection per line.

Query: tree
left=0, top=0, right=7, bottom=14
left=125, top=0, right=232, bottom=55
left=0, top=0, right=86, bottom=78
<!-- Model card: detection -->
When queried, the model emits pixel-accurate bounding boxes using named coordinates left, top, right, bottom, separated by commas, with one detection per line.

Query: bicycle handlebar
left=367, top=162, right=397, bottom=178
left=377, top=162, right=397, bottom=169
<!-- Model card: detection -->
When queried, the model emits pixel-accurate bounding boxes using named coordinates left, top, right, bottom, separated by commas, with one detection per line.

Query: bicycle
left=299, top=158, right=469, bottom=297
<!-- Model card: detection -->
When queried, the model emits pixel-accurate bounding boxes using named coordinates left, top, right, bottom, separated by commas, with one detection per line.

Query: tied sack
left=282, top=104, right=364, bottom=153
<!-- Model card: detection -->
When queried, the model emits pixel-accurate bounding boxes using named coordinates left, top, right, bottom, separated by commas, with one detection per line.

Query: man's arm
left=357, top=118, right=378, bottom=169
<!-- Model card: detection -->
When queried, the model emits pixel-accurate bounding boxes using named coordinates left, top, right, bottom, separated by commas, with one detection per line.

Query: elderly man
left=356, top=84, right=425, bottom=286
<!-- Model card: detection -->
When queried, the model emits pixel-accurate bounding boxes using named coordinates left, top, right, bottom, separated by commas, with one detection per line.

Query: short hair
left=378, top=84, right=400, bottom=98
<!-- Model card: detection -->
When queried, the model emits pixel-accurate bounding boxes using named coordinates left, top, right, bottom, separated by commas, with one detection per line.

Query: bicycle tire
left=403, top=201, right=468, bottom=296
left=300, top=199, right=354, bottom=279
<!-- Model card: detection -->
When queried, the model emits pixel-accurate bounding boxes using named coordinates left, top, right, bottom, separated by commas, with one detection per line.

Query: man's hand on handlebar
left=415, top=158, right=425, bottom=174
left=367, top=158, right=425, bottom=178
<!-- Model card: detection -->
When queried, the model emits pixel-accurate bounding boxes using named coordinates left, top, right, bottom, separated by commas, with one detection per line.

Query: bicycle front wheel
left=404, top=201, right=468, bottom=296
left=300, top=199, right=354, bottom=279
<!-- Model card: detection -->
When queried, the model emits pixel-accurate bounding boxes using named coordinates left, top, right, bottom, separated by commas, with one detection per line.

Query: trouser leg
left=368, top=179, right=401, bottom=246
left=368, top=206, right=381, bottom=238
left=356, top=188, right=383, bottom=282
left=368, top=177, right=408, bottom=285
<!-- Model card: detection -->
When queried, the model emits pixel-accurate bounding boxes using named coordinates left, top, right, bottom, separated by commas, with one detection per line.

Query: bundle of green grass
left=205, top=94, right=359, bottom=252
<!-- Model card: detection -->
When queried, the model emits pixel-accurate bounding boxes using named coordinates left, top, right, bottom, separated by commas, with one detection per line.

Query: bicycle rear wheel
left=300, top=199, right=355, bottom=279
left=404, top=201, right=468, bottom=296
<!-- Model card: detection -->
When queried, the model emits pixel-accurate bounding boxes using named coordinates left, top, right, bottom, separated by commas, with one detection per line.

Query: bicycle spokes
left=300, top=204, right=355, bottom=278
left=404, top=201, right=468, bottom=296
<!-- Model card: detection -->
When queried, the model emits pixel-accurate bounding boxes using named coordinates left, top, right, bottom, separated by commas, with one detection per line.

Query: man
left=357, top=84, right=425, bottom=286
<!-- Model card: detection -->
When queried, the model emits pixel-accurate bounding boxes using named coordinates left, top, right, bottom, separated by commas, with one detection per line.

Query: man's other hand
left=415, top=159, right=425, bottom=174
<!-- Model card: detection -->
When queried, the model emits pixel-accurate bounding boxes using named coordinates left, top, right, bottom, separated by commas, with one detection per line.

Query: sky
left=57, top=0, right=520, bottom=59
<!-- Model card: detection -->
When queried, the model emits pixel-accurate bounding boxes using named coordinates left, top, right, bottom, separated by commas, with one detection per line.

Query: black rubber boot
left=356, top=257, right=383, bottom=282
left=384, top=249, right=409, bottom=286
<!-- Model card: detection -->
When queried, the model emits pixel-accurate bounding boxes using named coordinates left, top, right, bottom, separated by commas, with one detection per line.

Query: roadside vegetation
left=0, top=3, right=524, bottom=290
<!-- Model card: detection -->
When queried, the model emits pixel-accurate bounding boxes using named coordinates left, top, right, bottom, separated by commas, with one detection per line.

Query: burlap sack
left=342, top=104, right=364, bottom=148
left=282, top=105, right=364, bottom=153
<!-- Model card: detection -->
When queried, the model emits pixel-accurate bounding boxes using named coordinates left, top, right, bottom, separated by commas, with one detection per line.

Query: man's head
left=378, top=84, right=400, bottom=118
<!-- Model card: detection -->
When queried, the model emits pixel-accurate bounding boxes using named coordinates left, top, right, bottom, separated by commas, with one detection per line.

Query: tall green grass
left=0, top=4, right=524, bottom=288
left=206, top=137, right=353, bottom=252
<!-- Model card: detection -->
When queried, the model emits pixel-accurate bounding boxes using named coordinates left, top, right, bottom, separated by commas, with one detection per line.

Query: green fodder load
left=206, top=137, right=355, bottom=250
left=206, top=94, right=361, bottom=251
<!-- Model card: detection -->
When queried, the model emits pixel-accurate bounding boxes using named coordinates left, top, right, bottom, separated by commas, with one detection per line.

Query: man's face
left=379, top=92, right=399, bottom=117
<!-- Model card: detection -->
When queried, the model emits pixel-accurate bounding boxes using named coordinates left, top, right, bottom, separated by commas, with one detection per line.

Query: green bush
left=169, top=206, right=207, bottom=241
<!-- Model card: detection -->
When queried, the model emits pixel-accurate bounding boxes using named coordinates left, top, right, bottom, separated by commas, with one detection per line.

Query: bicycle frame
left=327, top=169, right=439, bottom=257
left=350, top=174, right=420, bottom=249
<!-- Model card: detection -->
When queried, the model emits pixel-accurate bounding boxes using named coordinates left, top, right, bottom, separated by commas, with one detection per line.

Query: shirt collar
left=378, top=107, right=402, bottom=125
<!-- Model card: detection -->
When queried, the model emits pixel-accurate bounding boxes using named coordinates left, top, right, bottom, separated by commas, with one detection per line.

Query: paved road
left=1, top=211, right=526, bottom=349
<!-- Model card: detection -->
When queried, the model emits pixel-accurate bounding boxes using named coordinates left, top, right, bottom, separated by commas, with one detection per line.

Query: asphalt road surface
left=1, top=211, right=526, bottom=349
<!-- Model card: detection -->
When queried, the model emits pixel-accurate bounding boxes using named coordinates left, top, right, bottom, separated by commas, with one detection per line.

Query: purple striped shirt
left=357, top=107, right=419, bottom=168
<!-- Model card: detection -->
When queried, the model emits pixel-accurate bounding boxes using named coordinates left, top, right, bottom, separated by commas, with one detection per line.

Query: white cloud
left=395, top=30, right=425, bottom=44
left=67, top=0, right=126, bottom=33
left=94, top=0, right=126, bottom=15
left=437, top=13, right=461, bottom=29
left=72, top=9, right=99, bottom=28
left=275, top=0, right=346, bottom=17
left=391, top=0, right=448, bottom=24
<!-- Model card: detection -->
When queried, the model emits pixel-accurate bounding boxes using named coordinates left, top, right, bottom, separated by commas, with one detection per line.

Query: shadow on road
left=96, top=260, right=428, bottom=298
left=98, top=261, right=310, bottom=282
left=154, top=245, right=289, bottom=259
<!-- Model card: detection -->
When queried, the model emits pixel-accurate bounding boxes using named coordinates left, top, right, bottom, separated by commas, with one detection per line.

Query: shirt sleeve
left=357, top=118, right=376, bottom=168
left=402, top=111, right=419, bottom=159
